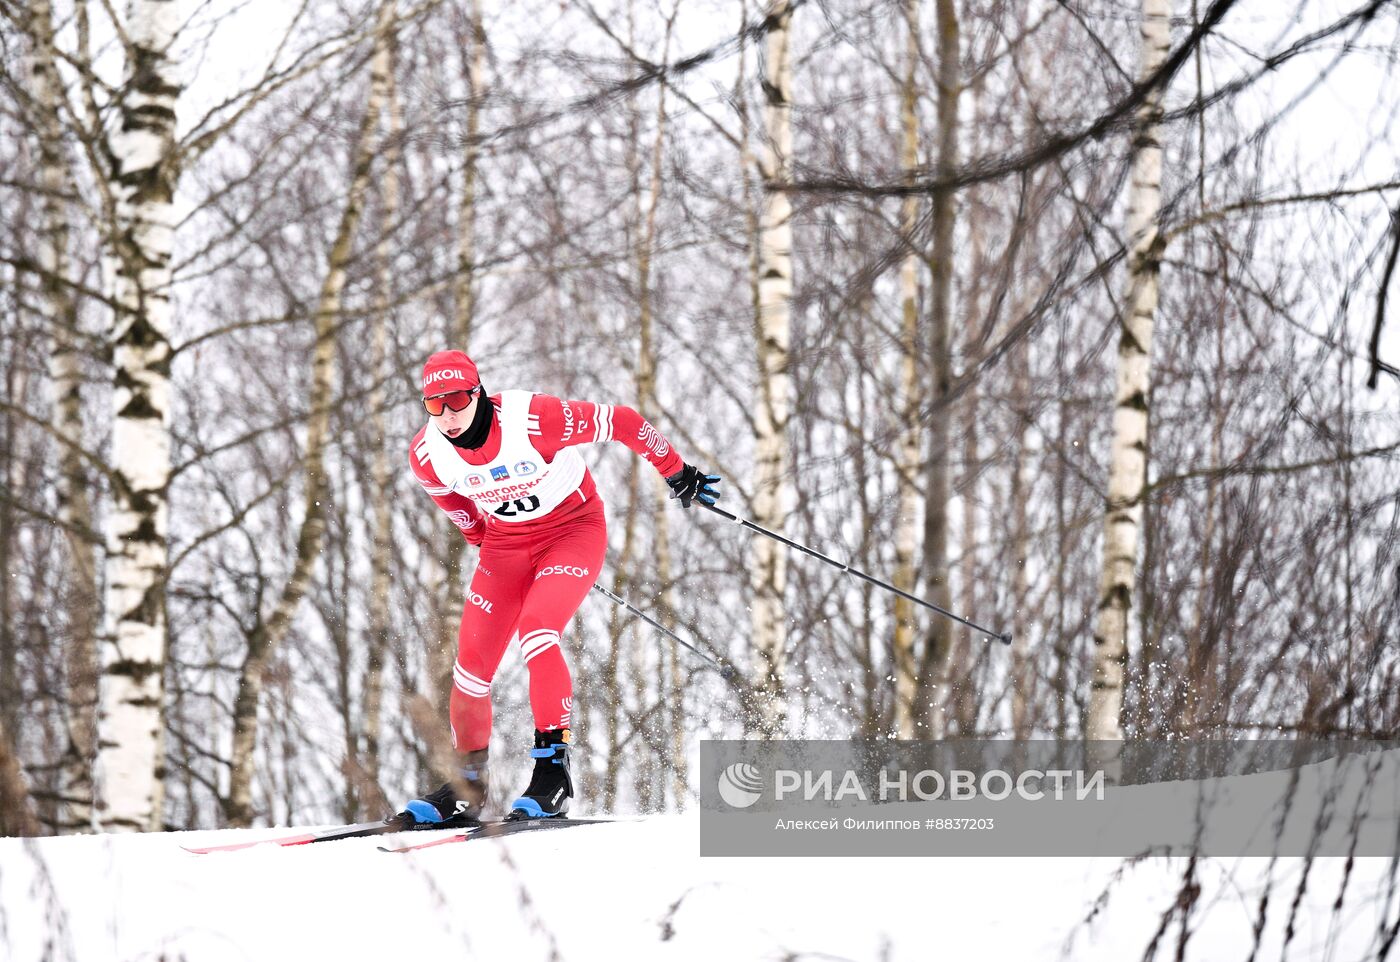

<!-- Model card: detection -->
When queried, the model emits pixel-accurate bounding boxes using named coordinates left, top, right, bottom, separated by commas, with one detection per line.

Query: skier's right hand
left=665, top=463, right=721, bottom=508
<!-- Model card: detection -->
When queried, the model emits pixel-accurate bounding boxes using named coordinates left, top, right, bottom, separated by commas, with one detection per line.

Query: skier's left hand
left=665, top=463, right=721, bottom=508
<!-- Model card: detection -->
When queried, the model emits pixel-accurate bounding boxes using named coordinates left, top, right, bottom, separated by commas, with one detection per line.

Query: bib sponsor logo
left=514, top=460, right=538, bottom=476
left=424, top=369, right=467, bottom=389
left=467, top=473, right=485, bottom=487
left=536, top=565, right=590, bottom=580
left=490, top=465, right=509, bottom=481
left=467, top=590, right=494, bottom=614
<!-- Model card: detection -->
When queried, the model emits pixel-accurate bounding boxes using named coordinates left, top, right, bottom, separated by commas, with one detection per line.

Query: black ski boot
left=508, top=729, right=573, bottom=820
left=396, top=749, right=489, bottom=828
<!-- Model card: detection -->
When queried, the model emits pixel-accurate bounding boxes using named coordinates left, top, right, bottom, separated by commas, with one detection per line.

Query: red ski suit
left=409, top=391, right=682, bottom=752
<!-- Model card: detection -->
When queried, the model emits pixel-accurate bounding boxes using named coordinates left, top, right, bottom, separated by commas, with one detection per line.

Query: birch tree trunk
left=892, top=0, right=923, bottom=739
left=630, top=19, right=685, bottom=803
left=96, top=0, right=182, bottom=833
left=0, top=366, right=15, bottom=743
left=752, top=0, right=794, bottom=734
left=1052, top=393, right=1071, bottom=736
left=1178, top=0, right=1219, bottom=736
left=738, top=0, right=762, bottom=385
left=603, top=0, right=651, bottom=812
left=226, top=1, right=396, bottom=827
left=1086, top=0, right=1171, bottom=743
left=1009, top=341, right=1033, bottom=737
left=920, top=0, right=959, bottom=739
left=453, top=0, right=485, bottom=348
left=952, top=380, right=978, bottom=732
left=436, top=0, right=486, bottom=708
left=0, top=360, right=27, bottom=749
left=363, top=19, right=404, bottom=812
left=28, top=0, right=101, bottom=831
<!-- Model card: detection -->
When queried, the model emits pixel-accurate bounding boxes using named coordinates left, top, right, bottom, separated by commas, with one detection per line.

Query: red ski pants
left=448, top=503, right=605, bottom=752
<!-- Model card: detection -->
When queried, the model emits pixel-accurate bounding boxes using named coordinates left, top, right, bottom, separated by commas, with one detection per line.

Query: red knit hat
left=421, top=350, right=480, bottom=396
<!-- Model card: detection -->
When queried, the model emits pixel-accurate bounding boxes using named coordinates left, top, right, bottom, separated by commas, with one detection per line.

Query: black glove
left=665, top=463, right=721, bottom=508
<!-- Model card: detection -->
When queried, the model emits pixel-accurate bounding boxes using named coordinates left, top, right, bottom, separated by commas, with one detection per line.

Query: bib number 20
left=494, top=495, right=541, bottom=518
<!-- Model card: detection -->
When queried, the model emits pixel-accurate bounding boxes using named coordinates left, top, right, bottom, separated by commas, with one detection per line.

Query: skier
left=397, top=350, right=721, bottom=825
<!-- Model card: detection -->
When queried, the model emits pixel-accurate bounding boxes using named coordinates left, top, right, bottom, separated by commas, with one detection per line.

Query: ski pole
left=699, top=502, right=1012, bottom=646
left=591, top=583, right=741, bottom=680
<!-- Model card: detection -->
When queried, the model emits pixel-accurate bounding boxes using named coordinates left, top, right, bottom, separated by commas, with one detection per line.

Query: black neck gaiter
left=447, top=390, right=493, bottom=450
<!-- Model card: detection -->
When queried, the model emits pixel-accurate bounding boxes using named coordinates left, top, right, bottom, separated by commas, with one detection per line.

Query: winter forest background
left=1, top=0, right=1398, bottom=866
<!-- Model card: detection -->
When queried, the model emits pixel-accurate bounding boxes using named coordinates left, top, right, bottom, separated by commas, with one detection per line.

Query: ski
left=380, top=816, right=627, bottom=853
left=182, top=819, right=416, bottom=854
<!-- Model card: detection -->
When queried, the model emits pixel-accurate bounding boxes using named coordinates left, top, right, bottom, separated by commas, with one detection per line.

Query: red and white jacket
left=409, top=390, right=684, bottom=541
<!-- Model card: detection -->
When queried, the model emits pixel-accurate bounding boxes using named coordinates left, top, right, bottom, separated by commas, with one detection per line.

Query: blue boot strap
left=510, top=797, right=563, bottom=818
left=404, top=799, right=446, bottom=824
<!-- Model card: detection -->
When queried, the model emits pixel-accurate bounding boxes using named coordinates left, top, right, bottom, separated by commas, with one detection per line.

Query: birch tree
left=921, top=0, right=959, bottom=738
left=635, top=8, right=684, bottom=807
left=96, top=0, right=183, bottom=833
left=25, top=0, right=101, bottom=830
left=361, top=16, right=405, bottom=815
left=435, top=0, right=487, bottom=707
left=453, top=0, right=485, bottom=350
left=752, top=0, right=794, bottom=733
left=892, top=0, right=922, bottom=740
left=1087, top=0, right=1172, bottom=743
left=226, top=0, right=398, bottom=827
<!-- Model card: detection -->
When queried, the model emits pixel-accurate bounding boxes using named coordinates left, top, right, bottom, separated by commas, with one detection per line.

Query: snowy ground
left=1, top=816, right=1396, bottom=962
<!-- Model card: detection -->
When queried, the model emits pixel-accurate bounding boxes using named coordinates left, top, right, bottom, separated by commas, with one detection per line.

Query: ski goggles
left=423, top=387, right=480, bottom=416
